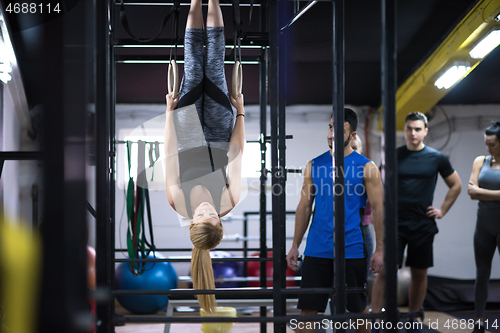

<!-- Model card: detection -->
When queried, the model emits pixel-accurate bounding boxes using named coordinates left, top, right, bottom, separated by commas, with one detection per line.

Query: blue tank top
left=304, top=150, right=370, bottom=259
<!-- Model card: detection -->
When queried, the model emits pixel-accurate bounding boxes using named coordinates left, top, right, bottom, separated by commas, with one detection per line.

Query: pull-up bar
left=116, top=1, right=260, bottom=6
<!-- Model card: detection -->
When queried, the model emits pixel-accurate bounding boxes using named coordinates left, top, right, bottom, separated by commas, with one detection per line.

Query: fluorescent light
left=470, top=29, right=500, bottom=59
left=434, top=62, right=471, bottom=89
left=0, top=62, right=11, bottom=73
left=496, top=13, right=500, bottom=22
left=0, top=52, right=12, bottom=84
left=0, top=72, right=11, bottom=83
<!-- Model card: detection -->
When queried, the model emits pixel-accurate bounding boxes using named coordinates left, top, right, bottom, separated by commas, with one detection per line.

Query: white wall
left=2, top=83, right=42, bottom=227
left=425, top=105, right=500, bottom=279
left=114, top=103, right=500, bottom=280
left=3, top=87, right=20, bottom=219
left=366, top=104, right=500, bottom=279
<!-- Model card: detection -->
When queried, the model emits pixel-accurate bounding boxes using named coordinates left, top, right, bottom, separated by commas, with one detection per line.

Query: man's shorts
left=397, top=231, right=435, bottom=269
left=297, top=255, right=367, bottom=313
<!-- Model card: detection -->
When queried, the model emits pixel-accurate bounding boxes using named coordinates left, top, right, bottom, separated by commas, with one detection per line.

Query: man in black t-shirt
left=370, top=112, right=462, bottom=332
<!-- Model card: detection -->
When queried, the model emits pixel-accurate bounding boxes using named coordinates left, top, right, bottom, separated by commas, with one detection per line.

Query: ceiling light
left=469, top=29, right=500, bottom=59
left=495, top=13, right=500, bottom=22
left=0, top=49, right=12, bottom=83
left=0, top=72, right=11, bottom=83
left=434, top=62, right=471, bottom=89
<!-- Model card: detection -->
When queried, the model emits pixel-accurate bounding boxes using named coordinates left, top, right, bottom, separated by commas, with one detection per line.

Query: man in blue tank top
left=370, top=112, right=462, bottom=332
left=286, top=108, right=385, bottom=333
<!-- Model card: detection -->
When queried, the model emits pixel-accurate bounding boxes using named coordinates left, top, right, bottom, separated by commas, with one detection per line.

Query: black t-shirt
left=397, top=145, right=454, bottom=234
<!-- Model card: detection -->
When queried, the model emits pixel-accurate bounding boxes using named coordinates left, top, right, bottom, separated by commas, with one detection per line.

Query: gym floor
left=114, top=301, right=500, bottom=333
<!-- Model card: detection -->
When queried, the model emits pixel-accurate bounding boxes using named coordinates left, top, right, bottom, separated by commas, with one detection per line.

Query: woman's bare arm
left=220, top=94, right=245, bottom=214
left=164, top=93, right=188, bottom=217
left=468, top=156, right=500, bottom=201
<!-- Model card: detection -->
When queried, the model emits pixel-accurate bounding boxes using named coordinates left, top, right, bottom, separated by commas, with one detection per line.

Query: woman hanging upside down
left=164, top=0, right=245, bottom=314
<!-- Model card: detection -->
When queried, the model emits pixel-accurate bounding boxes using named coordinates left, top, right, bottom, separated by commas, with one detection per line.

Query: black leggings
left=474, top=220, right=500, bottom=318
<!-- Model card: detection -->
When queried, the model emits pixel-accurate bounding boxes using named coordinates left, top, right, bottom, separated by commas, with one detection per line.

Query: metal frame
left=332, top=2, right=347, bottom=331
left=95, top=0, right=115, bottom=332
left=381, top=0, right=399, bottom=330
left=98, top=1, right=408, bottom=333
left=37, top=1, right=91, bottom=332
left=0, top=0, right=407, bottom=332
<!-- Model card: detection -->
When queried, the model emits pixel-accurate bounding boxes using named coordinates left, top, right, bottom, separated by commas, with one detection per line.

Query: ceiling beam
left=383, top=0, right=500, bottom=130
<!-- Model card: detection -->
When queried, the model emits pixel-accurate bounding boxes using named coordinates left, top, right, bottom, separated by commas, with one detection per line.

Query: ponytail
left=189, top=221, right=224, bottom=314
left=191, top=247, right=217, bottom=313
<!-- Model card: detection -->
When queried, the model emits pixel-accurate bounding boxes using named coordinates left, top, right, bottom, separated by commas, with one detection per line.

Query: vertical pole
left=110, top=0, right=117, bottom=327
left=38, top=1, right=89, bottom=332
left=381, top=0, right=399, bottom=330
left=259, top=2, right=269, bottom=332
left=95, top=0, right=113, bottom=332
left=243, top=213, right=249, bottom=284
left=269, top=1, right=288, bottom=332
left=332, top=1, right=346, bottom=331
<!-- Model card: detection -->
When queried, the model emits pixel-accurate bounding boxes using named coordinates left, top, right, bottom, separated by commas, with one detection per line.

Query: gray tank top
left=478, top=156, right=500, bottom=215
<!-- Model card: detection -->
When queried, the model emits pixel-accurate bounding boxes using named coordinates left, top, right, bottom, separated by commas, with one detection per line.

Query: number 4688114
left=5, top=3, right=61, bottom=14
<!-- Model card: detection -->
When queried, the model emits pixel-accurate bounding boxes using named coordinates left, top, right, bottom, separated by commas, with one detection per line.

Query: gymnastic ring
left=168, top=59, right=179, bottom=98
left=231, top=60, right=242, bottom=99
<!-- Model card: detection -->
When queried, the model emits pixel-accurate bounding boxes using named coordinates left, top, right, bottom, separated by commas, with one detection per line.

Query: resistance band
left=120, top=0, right=180, bottom=43
left=125, top=141, right=157, bottom=276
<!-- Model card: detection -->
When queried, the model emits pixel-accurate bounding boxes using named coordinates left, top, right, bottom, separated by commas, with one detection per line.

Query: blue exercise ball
left=115, top=252, right=177, bottom=314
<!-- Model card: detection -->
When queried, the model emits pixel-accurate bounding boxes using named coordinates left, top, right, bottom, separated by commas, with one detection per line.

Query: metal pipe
left=281, top=1, right=317, bottom=30
left=31, top=184, right=39, bottom=228
left=95, top=0, right=114, bottom=332
left=38, top=0, right=89, bottom=331
left=269, top=1, right=290, bottom=332
left=115, top=247, right=263, bottom=252
left=381, top=0, right=399, bottom=329
left=110, top=0, right=119, bottom=329
left=112, top=287, right=362, bottom=296
left=115, top=257, right=273, bottom=263
left=332, top=1, right=346, bottom=332
left=115, top=59, right=261, bottom=65
left=114, top=44, right=264, bottom=49
left=258, top=3, right=269, bottom=330
left=243, top=213, right=249, bottom=282
left=0, top=152, right=43, bottom=176
left=113, top=311, right=415, bottom=324
left=115, top=1, right=260, bottom=6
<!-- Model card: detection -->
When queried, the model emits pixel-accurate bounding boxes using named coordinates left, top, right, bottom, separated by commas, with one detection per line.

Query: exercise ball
left=246, top=251, right=299, bottom=287
left=211, top=251, right=244, bottom=288
left=366, top=267, right=411, bottom=306
left=397, top=267, right=411, bottom=306
left=201, top=306, right=237, bottom=333
left=115, top=252, right=177, bottom=314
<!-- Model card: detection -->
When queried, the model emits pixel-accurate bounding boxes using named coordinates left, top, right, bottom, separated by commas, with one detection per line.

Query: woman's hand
left=166, top=93, right=179, bottom=112
left=231, top=93, right=245, bottom=115
left=468, top=181, right=480, bottom=196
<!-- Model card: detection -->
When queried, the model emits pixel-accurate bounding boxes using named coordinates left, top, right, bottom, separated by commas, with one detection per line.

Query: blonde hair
left=190, top=221, right=224, bottom=314
left=351, top=134, right=363, bottom=152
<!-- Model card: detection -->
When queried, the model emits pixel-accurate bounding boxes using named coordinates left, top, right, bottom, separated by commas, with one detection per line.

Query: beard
left=327, top=136, right=351, bottom=149
left=344, top=136, right=351, bottom=148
